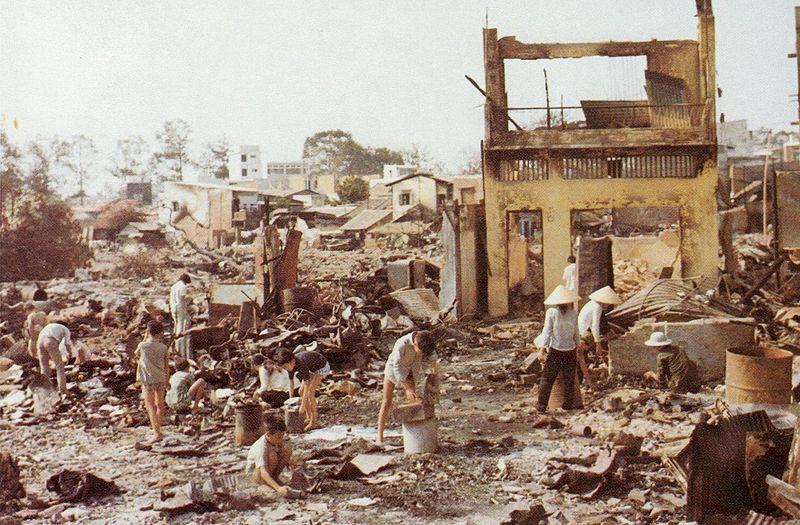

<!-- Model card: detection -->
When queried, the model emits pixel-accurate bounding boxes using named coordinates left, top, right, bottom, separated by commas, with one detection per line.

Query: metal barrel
left=280, top=287, right=316, bottom=313
left=234, top=403, right=264, bottom=446
left=725, top=345, right=793, bottom=405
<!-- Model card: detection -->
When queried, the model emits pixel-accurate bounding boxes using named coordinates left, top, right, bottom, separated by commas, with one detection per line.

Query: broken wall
left=611, top=229, right=681, bottom=276
left=483, top=166, right=720, bottom=316
left=608, top=317, right=755, bottom=381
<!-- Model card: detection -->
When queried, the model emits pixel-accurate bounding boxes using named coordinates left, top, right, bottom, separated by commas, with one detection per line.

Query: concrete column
left=542, top=205, right=573, bottom=297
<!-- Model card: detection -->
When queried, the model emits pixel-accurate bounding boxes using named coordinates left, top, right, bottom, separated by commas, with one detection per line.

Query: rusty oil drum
left=280, top=287, right=317, bottom=313
left=725, top=345, right=793, bottom=405
left=234, top=403, right=264, bottom=446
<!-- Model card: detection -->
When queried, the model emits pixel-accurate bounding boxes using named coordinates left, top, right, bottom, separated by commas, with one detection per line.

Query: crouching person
left=246, top=415, right=298, bottom=497
left=166, top=358, right=206, bottom=413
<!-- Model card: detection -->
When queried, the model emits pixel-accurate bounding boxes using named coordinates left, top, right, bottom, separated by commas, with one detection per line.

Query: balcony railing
left=497, top=102, right=707, bottom=131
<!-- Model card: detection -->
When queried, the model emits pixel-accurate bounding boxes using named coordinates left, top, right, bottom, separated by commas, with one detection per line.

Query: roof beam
left=497, top=37, right=697, bottom=60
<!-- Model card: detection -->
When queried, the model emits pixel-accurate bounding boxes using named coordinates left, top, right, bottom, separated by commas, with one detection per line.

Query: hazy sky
left=1, top=1, right=798, bottom=192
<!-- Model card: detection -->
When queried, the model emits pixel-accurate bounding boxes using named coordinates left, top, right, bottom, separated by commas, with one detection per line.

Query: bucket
left=547, top=370, right=583, bottom=410
left=726, top=345, right=793, bottom=405
left=280, top=287, right=317, bottom=313
left=234, top=403, right=264, bottom=446
left=284, top=406, right=305, bottom=434
left=402, top=418, right=438, bottom=454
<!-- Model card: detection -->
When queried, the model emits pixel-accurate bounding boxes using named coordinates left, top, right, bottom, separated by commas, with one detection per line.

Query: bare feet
left=147, top=433, right=163, bottom=444
left=303, top=422, right=319, bottom=432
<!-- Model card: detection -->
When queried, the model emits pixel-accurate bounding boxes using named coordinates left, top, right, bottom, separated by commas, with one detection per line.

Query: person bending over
left=274, top=347, right=330, bottom=431
left=376, top=330, right=437, bottom=445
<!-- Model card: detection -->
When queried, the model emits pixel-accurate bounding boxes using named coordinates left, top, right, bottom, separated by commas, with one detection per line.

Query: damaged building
left=478, top=1, right=719, bottom=316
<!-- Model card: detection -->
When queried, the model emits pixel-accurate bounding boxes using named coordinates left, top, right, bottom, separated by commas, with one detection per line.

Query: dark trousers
left=537, top=348, right=578, bottom=410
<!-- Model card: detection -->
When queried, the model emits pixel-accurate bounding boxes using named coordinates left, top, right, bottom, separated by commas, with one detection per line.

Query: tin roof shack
left=480, top=1, right=719, bottom=316
left=116, top=222, right=165, bottom=247
left=385, top=173, right=453, bottom=221
left=160, top=181, right=299, bottom=249
left=92, top=199, right=145, bottom=242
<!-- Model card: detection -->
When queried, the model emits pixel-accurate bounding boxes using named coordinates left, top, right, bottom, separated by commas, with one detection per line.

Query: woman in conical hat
left=534, top=285, right=582, bottom=412
left=578, top=285, right=622, bottom=363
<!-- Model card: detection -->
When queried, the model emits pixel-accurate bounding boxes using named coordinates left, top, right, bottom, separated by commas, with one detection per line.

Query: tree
left=303, top=129, right=404, bottom=177
left=0, top=196, right=90, bottom=281
left=109, top=135, right=150, bottom=180
left=25, top=140, right=54, bottom=197
left=0, top=131, right=24, bottom=224
left=152, top=119, right=193, bottom=181
left=200, top=137, right=232, bottom=180
left=459, top=147, right=482, bottom=176
left=52, top=134, right=97, bottom=205
left=303, top=129, right=359, bottom=177
left=403, top=143, right=446, bottom=174
left=336, top=176, right=369, bottom=203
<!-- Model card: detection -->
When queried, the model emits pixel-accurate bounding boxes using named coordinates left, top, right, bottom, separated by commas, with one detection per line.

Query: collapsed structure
left=479, top=0, right=719, bottom=316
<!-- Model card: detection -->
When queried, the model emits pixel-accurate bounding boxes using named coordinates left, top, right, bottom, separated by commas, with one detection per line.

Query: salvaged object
left=726, top=346, right=793, bottom=405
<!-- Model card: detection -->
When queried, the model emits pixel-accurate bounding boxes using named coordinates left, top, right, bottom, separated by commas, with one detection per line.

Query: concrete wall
left=391, top=177, right=438, bottom=219
left=160, top=182, right=235, bottom=249
left=483, top=161, right=720, bottom=316
left=608, top=318, right=755, bottom=382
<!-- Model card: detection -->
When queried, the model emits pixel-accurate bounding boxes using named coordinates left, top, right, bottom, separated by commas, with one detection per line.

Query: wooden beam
left=497, top=37, right=697, bottom=60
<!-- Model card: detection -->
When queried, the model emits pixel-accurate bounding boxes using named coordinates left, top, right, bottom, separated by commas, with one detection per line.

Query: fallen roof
left=340, top=209, right=392, bottom=231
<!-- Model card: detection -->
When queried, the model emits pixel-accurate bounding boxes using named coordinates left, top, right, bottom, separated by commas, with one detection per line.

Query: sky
left=1, top=0, right=799, bottom=194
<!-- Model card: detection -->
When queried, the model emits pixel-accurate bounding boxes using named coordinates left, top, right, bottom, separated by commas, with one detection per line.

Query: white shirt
left=37, top=323, right=71, bottom=346
left=257, top=366, right=297, bottom=394
left=537, top=307, right=580, bottom=351
left=170, top=281, right=188, bottom=316
left=562, top=263, right=577, bottom=293
left=246, top=435, right=268, bottom=471
left=578, top=300, right=604, bottom=343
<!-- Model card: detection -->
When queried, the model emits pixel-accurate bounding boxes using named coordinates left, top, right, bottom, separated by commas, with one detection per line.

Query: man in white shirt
left=170, top=274, right=192, bottom=358
left=36, top=323, right=74, bottom=393
left=562, top=255, right=577, bottom=294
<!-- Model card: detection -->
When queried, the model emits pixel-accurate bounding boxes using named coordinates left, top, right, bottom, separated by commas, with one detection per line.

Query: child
left=274, top=348, right=330, bottom=431
left=136, top=320, right=169, bottom=443
left=246, top=415, right=297, bottom=497
left=165, top=358, right=206, bottom=413
left=376, top=330, right=437, bottom=445
left=253, top=354, right=295, bottom=409
left=23, top=303, right=48, bottom=359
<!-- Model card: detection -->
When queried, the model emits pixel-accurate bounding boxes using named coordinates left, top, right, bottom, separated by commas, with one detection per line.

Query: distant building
left=125, top=176, right=152, bottom=205
left=382, top=164, right=418, bottom=182
left=384, top=173, right=453, bottom=220
left=238, top=145, right=263, bottom=180
left=266, top=161, right=305, bottom=188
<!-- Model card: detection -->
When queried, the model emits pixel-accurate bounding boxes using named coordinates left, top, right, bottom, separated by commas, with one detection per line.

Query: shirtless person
left=246, top=415, right=298, bottom=497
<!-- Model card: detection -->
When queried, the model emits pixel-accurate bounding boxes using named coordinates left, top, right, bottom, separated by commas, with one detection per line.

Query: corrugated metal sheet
left=669, top=411, right=776, bottom=521
left=340, top=209, right=392, bottom=232
left=606, top=279, right=741, bottom=327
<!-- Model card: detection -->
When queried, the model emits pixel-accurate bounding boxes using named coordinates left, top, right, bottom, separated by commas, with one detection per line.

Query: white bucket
left=402, top=418, right=438, bottom=454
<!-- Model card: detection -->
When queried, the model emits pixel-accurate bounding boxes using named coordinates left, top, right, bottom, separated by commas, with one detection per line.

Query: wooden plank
left=497, top=37, right=697, bottom=60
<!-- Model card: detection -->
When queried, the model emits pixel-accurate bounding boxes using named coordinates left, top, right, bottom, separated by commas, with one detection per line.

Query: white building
left=381, top=164, right=418, bottom=182
left=237, top=145, right=263, bottom=180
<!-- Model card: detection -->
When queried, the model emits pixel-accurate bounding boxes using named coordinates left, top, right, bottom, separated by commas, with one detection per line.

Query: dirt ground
left=2, top=331, right=703, bottom=524
left=0, top=242, right=725, bottom=524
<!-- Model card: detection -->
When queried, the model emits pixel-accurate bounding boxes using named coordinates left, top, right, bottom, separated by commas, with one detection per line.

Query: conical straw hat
left=589, top=286, right=621, bottom=305
left=544, top=284, right=580, bottom=305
